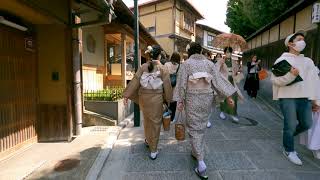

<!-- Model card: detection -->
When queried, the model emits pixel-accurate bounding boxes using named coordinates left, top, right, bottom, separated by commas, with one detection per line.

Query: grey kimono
left=174, top=54, right=236, bottom=161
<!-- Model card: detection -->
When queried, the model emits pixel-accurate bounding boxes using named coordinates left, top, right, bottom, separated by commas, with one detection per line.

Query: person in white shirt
left=271, top=30, right=319, bottom=165
left=299, top=68, right=320, bottom=159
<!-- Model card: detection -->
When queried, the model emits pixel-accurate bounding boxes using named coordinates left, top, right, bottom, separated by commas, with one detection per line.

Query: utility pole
left=134, top=0, right=140, bottom=127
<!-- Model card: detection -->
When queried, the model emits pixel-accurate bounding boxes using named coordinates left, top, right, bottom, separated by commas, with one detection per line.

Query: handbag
left=174, top=112, right=185, bottom=141
left=162, top=104, right=171, bottom=131
left=233, top=72, right=244, bottom=83
left=258, top=69, right=268, bottom=80
left=170, top=64, right=180, bottom=87
left=271, top=60, right=303, bottom=85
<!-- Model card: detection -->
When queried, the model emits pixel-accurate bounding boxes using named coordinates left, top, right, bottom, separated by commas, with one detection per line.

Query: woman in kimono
left=123, top=45, right=172, bottom=160
left=216, top=47, right=244, bottom=122
left=207, top=53, right=224, bottom=128
left=175, top=42, right=236, bottom=179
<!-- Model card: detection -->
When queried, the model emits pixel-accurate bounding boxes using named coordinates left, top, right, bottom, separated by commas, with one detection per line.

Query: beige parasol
left=212, top=33, right=247, bottom=52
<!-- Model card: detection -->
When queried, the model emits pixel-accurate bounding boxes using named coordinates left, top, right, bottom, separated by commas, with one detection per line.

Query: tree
left=226, top=0, right=300, bottom=38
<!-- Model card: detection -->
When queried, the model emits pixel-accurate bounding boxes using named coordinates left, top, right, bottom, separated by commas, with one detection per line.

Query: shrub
left=84, top=86, right=124, bottom=101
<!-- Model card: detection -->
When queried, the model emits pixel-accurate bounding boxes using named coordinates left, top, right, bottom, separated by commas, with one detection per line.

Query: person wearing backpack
left=164, top=52, right=181, bottom=121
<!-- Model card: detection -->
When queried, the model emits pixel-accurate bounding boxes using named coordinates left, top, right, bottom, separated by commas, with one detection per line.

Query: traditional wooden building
left=195, top=23, right=224, bottom=54
left=131, top=0, right=203, bottom=57
left=0, top=0, right=115, bottom=159
left=82, top=0, right=161, bottom=90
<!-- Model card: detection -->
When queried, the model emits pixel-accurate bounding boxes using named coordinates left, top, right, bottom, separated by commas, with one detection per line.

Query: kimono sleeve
left=211, top=64, right=236, bottom=98
left=123, top=67, right=143, bottom=104
left=173, top=63, right=188, bottom=103
left=232, top=59, right=239, bottom=75
left=161, top=67, right=173, bottom=103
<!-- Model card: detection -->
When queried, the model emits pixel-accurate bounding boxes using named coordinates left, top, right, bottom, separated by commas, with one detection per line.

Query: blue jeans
left=279, top=98, right=312, bottom=152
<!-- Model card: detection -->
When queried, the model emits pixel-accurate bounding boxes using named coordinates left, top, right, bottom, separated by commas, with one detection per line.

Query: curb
left=85, top=113, right=134, bottom=180
left=118, top=113, right=134, bottom=129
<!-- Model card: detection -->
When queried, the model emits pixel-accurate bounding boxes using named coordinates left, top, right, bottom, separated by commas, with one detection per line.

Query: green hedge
left=84, top=87, right=124, bottom=101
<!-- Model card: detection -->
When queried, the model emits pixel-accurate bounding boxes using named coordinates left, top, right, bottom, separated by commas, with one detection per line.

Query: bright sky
left=122, top=0, right=230, bottom=33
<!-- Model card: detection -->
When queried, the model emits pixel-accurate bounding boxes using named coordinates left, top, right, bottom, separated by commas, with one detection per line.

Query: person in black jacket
left=244, top=55, right=261, bottom=98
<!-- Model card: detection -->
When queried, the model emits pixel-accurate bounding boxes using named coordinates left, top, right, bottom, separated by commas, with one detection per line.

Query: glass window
left=183, top=12, right=194, bottom=32
left=207, top=35, right=214, bottom=47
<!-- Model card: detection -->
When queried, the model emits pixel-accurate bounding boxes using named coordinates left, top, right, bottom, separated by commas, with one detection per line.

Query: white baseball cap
left=284, top=30, right=306, bottom=47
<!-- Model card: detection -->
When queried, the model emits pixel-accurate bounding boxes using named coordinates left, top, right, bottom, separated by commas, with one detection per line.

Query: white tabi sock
left=198, top=160, right=207, bottom=172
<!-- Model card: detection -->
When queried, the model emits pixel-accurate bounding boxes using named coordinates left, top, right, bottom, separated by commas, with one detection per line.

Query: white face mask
left=292, top=40, right=306, bottom=52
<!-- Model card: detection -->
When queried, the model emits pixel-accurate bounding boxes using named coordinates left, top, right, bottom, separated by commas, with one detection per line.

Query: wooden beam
left=104, top=22, right=150, bottom=47
left=121, top=33, right=127, bottom=88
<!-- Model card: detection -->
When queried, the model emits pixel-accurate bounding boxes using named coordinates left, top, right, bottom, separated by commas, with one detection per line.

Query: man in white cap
left=271, top=30, right=319, bottom=165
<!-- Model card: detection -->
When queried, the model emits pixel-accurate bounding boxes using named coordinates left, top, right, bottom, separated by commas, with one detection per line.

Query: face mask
left=226, top=53, right=231, bottom=58
left=292, top=40, right=306, bottom=52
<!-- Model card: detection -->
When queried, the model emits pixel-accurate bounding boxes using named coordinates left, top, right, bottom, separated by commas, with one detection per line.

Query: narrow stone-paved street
left=98, top=96, right=320, bottom=180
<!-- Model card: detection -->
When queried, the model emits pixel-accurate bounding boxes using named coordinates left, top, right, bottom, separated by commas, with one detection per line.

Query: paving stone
left=222, top=130, right=270, bottom=140
left=123, top=171, right=222, bottom=180
left=251, top=139, right=283, bottom=153
left=130, top=140, right=191, bottom=154
left=264, top=130, right=282, bottom=139
left=126, top=154, right=192, bottom=172
left=257, top=120, right=283, bottom=131
left=204, top=130, right=227, bottom=140
left=245, top=152, right=319, bottom=171
left=293, top=172, right=320, bottom=180
left=219, top=170, right=298, bottom=180
left=206, top=152, right=256, bottom=170
left=206, top=140, right=261, bottom=152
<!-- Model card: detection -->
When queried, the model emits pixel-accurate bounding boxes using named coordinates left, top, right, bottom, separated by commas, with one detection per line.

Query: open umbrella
left=212, top=33, right=247, bottom=52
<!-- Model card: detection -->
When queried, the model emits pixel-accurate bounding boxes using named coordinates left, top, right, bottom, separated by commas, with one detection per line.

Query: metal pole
left=134, top=0, right=140, bottom=127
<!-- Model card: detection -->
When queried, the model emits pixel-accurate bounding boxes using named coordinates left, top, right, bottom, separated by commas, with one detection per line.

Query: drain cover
left=54, top=158, right=80, bottom=172
left=90, top=126, right=110, bottom=132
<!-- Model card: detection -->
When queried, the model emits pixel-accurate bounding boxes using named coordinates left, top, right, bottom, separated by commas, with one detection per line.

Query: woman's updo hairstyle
left=187, top=42, right=202, bottom=58
left=145, top=45, right=162, bottom=72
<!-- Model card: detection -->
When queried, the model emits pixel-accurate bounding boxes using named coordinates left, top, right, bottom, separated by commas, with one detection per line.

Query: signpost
left=133, top=0, right=141, bottom=127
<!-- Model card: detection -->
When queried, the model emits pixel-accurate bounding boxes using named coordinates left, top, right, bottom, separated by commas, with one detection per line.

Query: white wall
left=82, top=25, right=105, bottom=66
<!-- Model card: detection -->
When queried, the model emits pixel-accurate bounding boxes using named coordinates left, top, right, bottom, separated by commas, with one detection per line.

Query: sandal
left=194, top=167, right=208, bottom=180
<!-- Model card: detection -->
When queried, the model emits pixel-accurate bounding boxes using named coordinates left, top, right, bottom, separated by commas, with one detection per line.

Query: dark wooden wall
left=38, top=105, right=69, bottom=142
left=243, top=29, right=319, bottom=69
left=0, top=25, right=37, bottom=157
